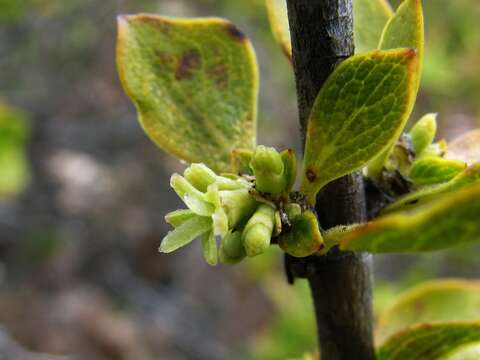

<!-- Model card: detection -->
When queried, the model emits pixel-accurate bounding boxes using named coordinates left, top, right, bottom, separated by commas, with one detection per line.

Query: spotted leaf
left=117, top=15, right=258, bottom=172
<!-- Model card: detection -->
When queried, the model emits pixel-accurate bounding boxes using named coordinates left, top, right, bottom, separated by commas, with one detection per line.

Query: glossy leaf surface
left=117, top=15, right=258, bottom=172
left=409, top=156, right=466, bottom=186
left=340, top=183, right=480, bottom=253
left=377, top=322, right=480, bottom=360
left=265, top=0, right=291, bottom=60
left=379, top=0, right=424, bottom=89
left=377, top=279, right=480, bottom=344
left=301, top=49, right=417, bottom=203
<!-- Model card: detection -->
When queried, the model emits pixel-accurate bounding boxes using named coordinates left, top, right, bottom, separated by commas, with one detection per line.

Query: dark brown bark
left=285, top=1, right=375, bottom=359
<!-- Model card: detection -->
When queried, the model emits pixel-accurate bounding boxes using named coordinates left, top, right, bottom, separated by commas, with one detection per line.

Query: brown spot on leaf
left=156, top=51, right=174, bottom=66
left=137, top=15, right=172, bottom=33
left=175, top=49, right=201, bottom=80
left=207, top=63, right=228, bottom=89
left=306, top=168, right=317, bottom=183
left=225, top=22, right=246, bottom=41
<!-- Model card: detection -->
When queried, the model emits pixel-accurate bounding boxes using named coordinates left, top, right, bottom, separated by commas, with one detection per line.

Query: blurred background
left=0, top=0, right=480, bottom=359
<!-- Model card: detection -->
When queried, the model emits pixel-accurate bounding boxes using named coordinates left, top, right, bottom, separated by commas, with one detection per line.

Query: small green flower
left=160, top=147, right=319, bottom=265
left=242, top=203, right=276, bottom=257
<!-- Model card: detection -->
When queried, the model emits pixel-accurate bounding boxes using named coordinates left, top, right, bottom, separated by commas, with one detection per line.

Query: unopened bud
left=242, top=204, right=275, bottom=257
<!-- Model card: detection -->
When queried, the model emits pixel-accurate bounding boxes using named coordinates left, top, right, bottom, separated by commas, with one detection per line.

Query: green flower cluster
left=159, top=146, right=324, bottom=265
left=379, top=114, right=468, bottom=192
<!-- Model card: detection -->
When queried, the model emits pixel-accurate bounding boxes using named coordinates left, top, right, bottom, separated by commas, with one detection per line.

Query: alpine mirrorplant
left=117, top=0, right=480, bottom=357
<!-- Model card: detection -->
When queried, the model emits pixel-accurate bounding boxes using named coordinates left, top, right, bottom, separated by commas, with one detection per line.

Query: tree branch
left=285, top=1, right=375, bottom=359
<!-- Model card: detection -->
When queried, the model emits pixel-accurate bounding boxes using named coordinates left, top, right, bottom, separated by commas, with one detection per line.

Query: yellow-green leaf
left=384, top=163, right=480, bottom=213
left=409, top=156, right=466, bottom=186
left=116, top=14, right=259, bottom=172
left=340, top=183, right=480, bottom=253
left=376, top=279, right=480, bottom=344
left=445, top=343, right=480, bottom=360
left=377, top=322, right=480, bottom=360
left=265, top=0, right=291, bottom=61
left=354, top=0, right=393, bottom=53
left=301, top=49, right=417, bottom=204
left=447, top=129, right=480, bottom=165
left=379, top=0, right=424, bottom=90
left=265, top=0, right=393, bottom=58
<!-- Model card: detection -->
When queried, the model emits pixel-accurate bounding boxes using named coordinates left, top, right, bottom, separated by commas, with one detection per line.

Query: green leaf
left=447, top=129, right=480, bottom=165
left=354, top=0, right=393, bottom=53
left=445, top=343, right=480, bottom=360
left=265, top=0, right=291, bottom=61
left=160, top=215, right=212, bottom=253
left=384, top=163, right=480, bottom=213
left=340, top=183, right=480, bottom=253
left=376, top=279, right=480, bottom=344
left=202, top=230, right=218, bottom=266
left=377, top=322, right=480, bottom=360
left=117, top=15, right=259, bottom=172
left=265, top=0, right=393, bottom=58
left=409, top=156, right=466, bottom=186
left=301, top=49, right=418, bottom=204
left=379, top=0, right=424, bottom=90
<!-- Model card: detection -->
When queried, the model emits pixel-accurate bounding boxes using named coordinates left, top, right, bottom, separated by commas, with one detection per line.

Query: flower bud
left=219, top=230, right=246, bottom=264
left=409, top=113, right=437, bottom=157
left=250, top=145, right=286, bottom=196
left=242, top=204, right=275, bottom=257
left=219, top=188, right=258, bottom=229
left=278, top=210, right=324, bottom=257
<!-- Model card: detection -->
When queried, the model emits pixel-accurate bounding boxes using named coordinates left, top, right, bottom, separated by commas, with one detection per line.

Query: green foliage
left=116, top=14, right=258, bottom=172
left=354, top=0, right=393, bottom=53
left=376, top=279, right=480, bottom=344
left=384, top=163, right=480, bottom=213
left=0, top=101, right=31, bottom=197
left=376, top=322, right=480, bottom=360
left=301, top=49, right=417, bottom=203
left=339, top=184, right=480, bottom=253
left=379, top=0, right=424, bottom=90
left=408, top=156, right=466, bottom=186
left=264, top=0, right=291, bottom=61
